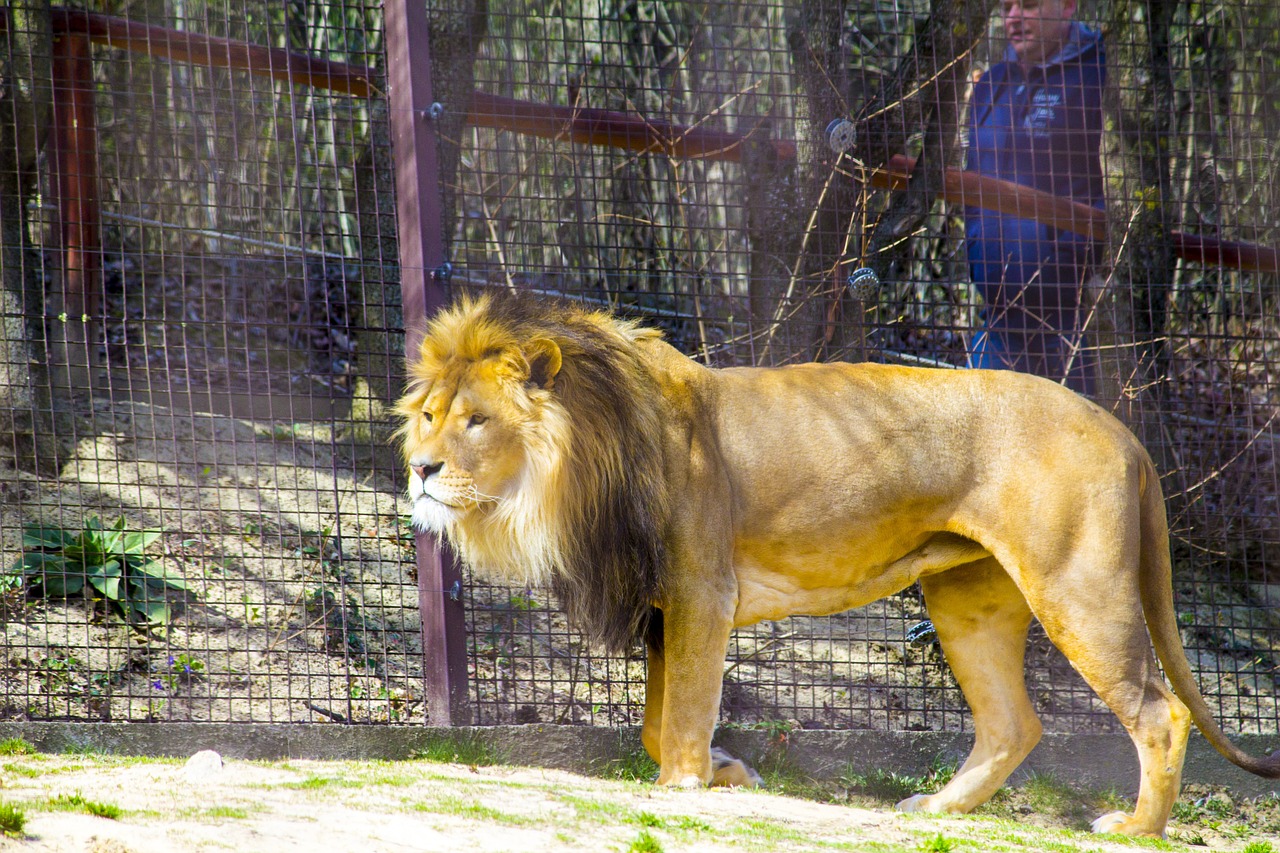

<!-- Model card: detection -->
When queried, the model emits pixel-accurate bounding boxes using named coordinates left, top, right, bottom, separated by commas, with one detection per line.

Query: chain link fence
left=1, top=0, right=1276, bottom=736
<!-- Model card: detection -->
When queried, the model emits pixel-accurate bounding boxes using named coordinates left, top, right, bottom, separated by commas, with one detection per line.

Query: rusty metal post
left=50, top=29, right=100, bottom=338
left=383, top=0, right=470, bottom=726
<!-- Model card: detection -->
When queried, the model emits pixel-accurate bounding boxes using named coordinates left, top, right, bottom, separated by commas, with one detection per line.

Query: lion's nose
left=412, top=461, right=443, bottom=481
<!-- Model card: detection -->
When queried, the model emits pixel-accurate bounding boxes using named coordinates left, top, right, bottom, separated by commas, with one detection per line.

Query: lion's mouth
left=418, top=492, right=465, bottom=510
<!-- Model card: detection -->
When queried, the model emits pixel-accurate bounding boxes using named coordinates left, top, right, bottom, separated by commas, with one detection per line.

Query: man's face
left=1003, top=0, right=1077, bottom=67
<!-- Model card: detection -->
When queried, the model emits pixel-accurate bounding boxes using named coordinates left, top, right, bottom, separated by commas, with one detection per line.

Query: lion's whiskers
left=467, top=486, right=502, bottom=504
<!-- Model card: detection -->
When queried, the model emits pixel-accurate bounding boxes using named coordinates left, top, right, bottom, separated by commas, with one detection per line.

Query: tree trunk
left=0, top=0, right=59, bottom=474
left=1100, top=0, right=1179, bottom=453
left=774, top=0, right=853, bottom=362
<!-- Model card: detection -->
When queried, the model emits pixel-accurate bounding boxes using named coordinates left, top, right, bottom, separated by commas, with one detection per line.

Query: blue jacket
left=964, top=22, right=1105, bottom=389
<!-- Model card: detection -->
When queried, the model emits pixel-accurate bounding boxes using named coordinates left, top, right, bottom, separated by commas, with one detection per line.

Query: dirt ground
left=1, top=751, right=1278, bottom=853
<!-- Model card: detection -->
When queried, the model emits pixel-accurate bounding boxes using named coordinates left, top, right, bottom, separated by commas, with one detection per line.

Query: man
left=965, top=0, right=1105, bottom=394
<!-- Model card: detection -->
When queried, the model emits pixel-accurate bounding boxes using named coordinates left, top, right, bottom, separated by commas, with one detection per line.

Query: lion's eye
left=421, top=410, right=433, bottom=423
left=468, top=413, right=488, bottom=427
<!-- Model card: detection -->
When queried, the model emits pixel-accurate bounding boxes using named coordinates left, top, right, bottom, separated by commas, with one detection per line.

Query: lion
left=397, top=291, right=1280, bottom=838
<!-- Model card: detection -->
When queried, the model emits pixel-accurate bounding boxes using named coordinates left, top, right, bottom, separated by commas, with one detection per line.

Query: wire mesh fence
left=0, top=0, right=1277, bottom=735
left=1, top=0, right=420, bottom=725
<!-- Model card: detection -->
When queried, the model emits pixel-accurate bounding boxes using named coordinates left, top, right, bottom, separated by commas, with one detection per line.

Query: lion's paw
left=667, top=774, right=705, bottom=789
left=1090, top=810, right=1163, bottom=837
left=710, top=747, right=762, bottom=787
left=895, top=794, right=934, bottom=813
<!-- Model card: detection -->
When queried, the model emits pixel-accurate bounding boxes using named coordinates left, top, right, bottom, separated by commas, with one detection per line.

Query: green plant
left=1172, top=829, right=1209, bottom=846
left=6, top=517, right=188, bottom=626
left=0, top=802, right=26, bottom=836
left=1243, top=842, right=1275, bottom=853
left=158, top=653, right=205, bottom=690
left=919, top=834, right=956, bottom=852
left=843, top=759, right=956, bottom=803
left=606, top=747, right=659, bottom=782
left=412, top=732, right=503, bottom=767
left=50, top=792, right=121, bottom=820
left=0, top=739, right=34, bottom=756
left=628, top=829, right=663, bottom=853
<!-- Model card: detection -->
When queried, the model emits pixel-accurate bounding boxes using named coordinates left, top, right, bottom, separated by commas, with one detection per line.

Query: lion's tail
left=1139, top=455, right=1280, bottom=778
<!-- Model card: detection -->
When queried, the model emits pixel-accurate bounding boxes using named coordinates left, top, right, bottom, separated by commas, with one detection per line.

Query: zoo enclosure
left=0, top=0, right=1277, bottom=736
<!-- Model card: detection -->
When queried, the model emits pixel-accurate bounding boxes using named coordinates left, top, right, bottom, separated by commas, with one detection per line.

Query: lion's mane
left=401, top=293, right=670, bottom=654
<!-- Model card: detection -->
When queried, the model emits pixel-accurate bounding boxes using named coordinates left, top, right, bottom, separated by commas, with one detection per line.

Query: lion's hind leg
left=1022, top=577, right=1191, bottom=838
left=899, top=558, right=1041, bottom=815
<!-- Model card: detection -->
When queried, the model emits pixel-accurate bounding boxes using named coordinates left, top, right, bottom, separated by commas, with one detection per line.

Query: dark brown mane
left=459, top=292, right=670, bottom=655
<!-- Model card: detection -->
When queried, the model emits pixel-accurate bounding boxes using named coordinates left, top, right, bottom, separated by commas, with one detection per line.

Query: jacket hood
left=1003, top=21, right=1102, bottom=69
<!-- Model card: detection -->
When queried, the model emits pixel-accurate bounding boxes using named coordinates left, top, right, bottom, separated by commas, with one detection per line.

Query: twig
left=722, top=633, right=795, bottom=678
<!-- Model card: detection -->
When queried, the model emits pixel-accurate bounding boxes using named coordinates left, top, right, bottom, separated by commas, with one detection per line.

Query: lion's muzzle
left=406, top=456, right=478, bottom=535
left=411, top=461, right=443, bottom=482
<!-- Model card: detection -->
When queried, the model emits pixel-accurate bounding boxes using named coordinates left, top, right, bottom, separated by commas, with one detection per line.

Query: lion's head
left=397, top=292, right=670, bottom=653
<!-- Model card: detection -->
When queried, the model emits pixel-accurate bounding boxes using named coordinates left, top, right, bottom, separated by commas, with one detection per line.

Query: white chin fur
left=410, top=494, right=465, bottom=534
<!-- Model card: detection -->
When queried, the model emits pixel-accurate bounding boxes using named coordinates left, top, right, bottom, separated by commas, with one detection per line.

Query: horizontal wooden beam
left=880, top=155, right=1280, bottom=274
left=49, top=7, right=377, bottom=97
left=466, top=91, right=797, bottom=164
left=44, top=6, right=1279, bottom=274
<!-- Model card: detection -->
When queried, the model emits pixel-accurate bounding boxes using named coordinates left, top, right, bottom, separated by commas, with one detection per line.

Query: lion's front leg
left=640, top=638, right=665, bottom=769
left=649, top=594, right=758, bottom=788
left=643, top=637, right=760, bottom=788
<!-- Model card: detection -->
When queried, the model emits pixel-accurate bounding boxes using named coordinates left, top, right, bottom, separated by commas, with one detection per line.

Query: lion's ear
left=524, top=337, right=562, bottom=390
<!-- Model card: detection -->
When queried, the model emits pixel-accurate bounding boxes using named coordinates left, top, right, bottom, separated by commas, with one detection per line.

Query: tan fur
left=399, top=292, right=1279, bottom=838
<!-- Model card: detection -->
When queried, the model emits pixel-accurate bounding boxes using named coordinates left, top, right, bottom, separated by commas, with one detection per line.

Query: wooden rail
left=879, top=155, right=1280, bottom=274
left=50, top=7, right=377, bottom=97
left=45, top=6, right=1280, bottom=277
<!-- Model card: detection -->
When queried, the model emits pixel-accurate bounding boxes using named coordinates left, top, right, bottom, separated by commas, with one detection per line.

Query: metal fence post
left=383, top=0, right=470, bottom=726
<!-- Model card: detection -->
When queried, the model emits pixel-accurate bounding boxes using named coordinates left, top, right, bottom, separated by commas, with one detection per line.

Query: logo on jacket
left=1024, top=91, right=1062, bottom=135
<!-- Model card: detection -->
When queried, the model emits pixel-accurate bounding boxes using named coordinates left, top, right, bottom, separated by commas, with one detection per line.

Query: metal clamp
left=906, top=619, right=937, bottom=648
left=846, top=266, right=881, bottom=301
left=432, top=261, right=453, bottom=284
left=825, top=118, right=857, bottom=155
left=421, top=102, right=444, bottom=121
left=447, top=580, right=461, bottom=602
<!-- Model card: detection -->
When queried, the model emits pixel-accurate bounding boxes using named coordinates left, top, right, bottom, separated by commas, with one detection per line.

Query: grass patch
left=978, top=772, right=1102, bottom=828
left=1017, top=773, right=1080, bottom=815
left=282, top=775, right=361, bottom=790
left=0, top=739, right=34, bottom=756
left=918, top=835, right=958, bottom=852
left=842, top=760, right=956, bottom=804
left=48, top=792, right=122, bottom=820
left=628, top=829, right=664, bottom=853
left=0, top=802, right=26, bottom=837
left=560, top=793, right=632, bottom=823
left=197, top=806, right=256, bottom=820
left=729, top=817, right=809, bottom=846
left=414, top=794, right=532, bottom=826
left=758, top=760, right=829, bottom=800
left=627, top=811, right=711, bottom=834
left=412, top=731, right=504, bottom=767
left=966, top=774, right=1138, bottom=835
left=606, top=747, right=658, bottom=782
left=2, top=762, right=45, bottom=778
